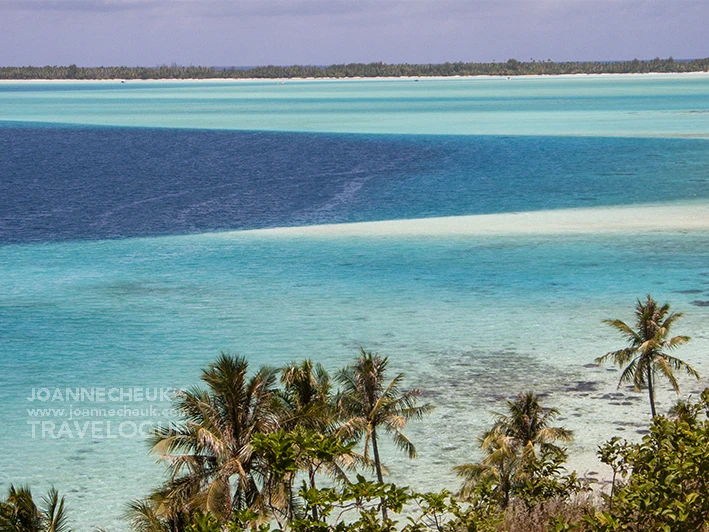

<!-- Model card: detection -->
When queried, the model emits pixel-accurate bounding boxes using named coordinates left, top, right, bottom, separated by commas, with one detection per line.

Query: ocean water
left=2, top=75, right=709, bottom=137
left=3, top=124, right=709, bottom=244
left=1, top=76, right=709, bottom=530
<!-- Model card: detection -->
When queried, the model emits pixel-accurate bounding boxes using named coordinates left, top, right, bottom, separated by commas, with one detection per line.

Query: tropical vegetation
left=581, top=389, right=709, bottom=531
left=4, top=296, right=707, bottom=531
left=122, top=349, right=432, bottom=530
left=595, top=295, right=700, bottom=417
left=336, top=349, right=433, bottom=519
left=1, top=57, right=708, bottom=80
left=454, top=392, right=577, bottom=510
left=0, top=486, right=69, bottom=532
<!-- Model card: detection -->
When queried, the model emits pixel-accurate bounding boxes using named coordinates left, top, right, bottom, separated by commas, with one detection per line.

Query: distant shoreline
left=2, top=71, right=709, bottom=83
left=2, top=57, right=707, bottom=81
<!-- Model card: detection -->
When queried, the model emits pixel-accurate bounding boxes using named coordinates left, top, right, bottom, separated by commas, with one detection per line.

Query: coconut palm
left=336, top=348, right=433, bottom=520
left=596, top=295, right=699, bottom=417
left=0, top=486, right=70, bottom=532
left=124, top=482, right=200, bottom=532
left=149, top=353, right=279, bottom=521
left=270, top=360, right=360, bottom=520
left=454, top=429, right=520, bottom=508
left=277, top=359, right=335, bottom=433
left=491, top=392, right=573, bottom=460
left=124, top=495, right=185, bottom=532
left=454, top=392, right=573, bottom=508
left=276, top=360, right=355, bottom=488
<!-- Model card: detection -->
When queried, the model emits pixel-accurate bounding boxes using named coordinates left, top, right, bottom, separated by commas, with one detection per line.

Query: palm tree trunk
left=647, top=366, right=656, bottom=417
left=287, top=475, right=294, bottom=522
left=501, top=463, right=511, bottom=509
left=308, top=465, right=318, bottom=520
left=371, top=427, right=388, bottom=521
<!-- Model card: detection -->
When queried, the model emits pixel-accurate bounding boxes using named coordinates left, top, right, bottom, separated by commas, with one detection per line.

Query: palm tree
left=149, top=353, right=279, bottom=521
left=453, top=429, right=519, bottom=508
left=491, top=392, right=573, bottom=461
left=454, top=392, right=573, bottom=508
left=272, top=360, right=357, bottom=520
left=276, top=360, right=355, bottom=488
left=124, top=481, right=204, bottom=532
left=124, top=495, right=185, bottom=532
left=277, top=359, right=334, bottom=434
left=336, top=348, right=433, bottom=520
left=596, top=295, right=700, bottom=417
left=0, top=486, right=70, bottom=532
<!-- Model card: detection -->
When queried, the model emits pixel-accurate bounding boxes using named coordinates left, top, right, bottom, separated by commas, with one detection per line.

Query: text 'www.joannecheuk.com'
left=25, top=387, right=180, bottom=439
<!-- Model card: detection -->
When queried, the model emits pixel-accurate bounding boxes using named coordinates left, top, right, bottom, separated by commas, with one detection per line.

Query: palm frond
left=617, top=358, right=641, bottom=389
left=601, top=319, right=641, bottom=344
left=390, top=430, right=417, bottom=459
left=595, top=347, right=637, bottom=367
left=41, top=488, right=69, bottom=532
left=666, top=335, right=691, bottom=350
left=123, top=499, right=170, bottom=532
left=653, top=356, right=681, bottom=393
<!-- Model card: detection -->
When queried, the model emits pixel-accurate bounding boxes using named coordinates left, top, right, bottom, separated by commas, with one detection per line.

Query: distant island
left=1, top=57, right=708, bottom=80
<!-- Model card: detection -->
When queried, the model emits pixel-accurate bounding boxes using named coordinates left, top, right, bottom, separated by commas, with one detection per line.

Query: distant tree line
left=1, top=57, right=708, bottom=80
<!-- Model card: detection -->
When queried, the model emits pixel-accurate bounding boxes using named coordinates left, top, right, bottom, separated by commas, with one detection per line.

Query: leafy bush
left=587, top=389, right=709, bottom=531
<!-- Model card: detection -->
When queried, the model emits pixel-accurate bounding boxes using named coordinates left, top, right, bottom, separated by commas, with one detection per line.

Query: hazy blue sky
left=1, top=0, right=707, bottom=66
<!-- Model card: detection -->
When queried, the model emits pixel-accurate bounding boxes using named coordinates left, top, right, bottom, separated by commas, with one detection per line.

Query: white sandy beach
left=241, top=202, right=709, bottom=238
left=1, top=71, right=708, bottom=84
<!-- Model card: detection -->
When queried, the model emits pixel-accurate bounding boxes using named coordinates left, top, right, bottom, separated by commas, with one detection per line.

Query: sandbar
left=239, top=201, right=709, bottom=238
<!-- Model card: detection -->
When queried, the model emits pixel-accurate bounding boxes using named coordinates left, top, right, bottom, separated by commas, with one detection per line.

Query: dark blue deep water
left=2, top=122, right=709, bottom=244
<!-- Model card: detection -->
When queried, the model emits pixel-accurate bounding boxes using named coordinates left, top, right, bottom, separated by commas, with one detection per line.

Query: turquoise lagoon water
left=1, top=76, right=709, bottom=529
left=2, top=75, right=709, bottom=137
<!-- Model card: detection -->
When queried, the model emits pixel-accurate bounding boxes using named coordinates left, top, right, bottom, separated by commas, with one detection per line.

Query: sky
left=1, top=0, right=708, bottom=66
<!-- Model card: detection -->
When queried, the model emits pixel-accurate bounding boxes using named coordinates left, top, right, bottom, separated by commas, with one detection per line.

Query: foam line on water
left=228, top=201, right=709, bottom=238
